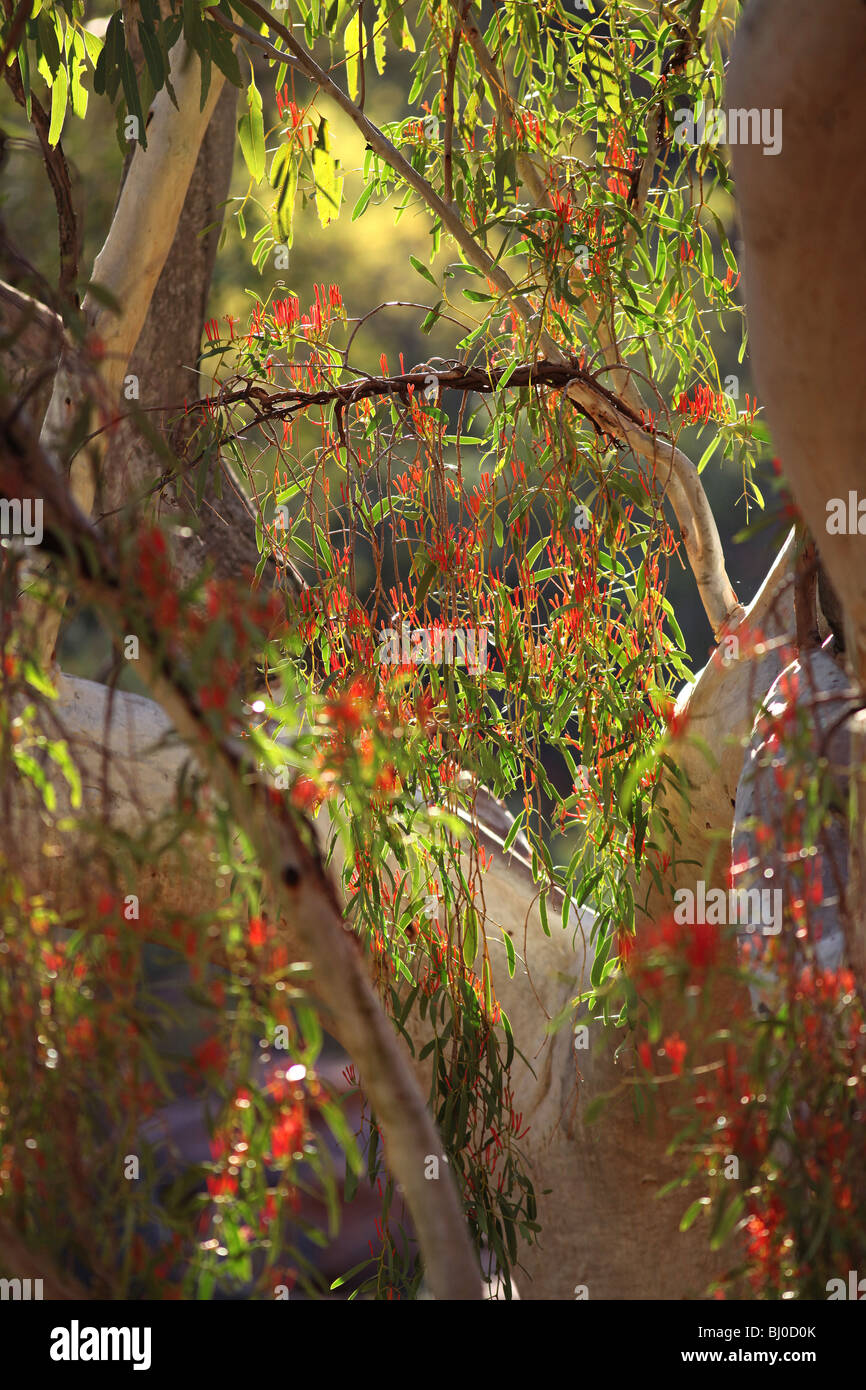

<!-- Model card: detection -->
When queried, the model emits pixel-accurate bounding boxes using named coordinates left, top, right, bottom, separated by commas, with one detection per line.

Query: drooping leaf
left=344, top=6, right=363, bottom=103
left=312, top=118, right=343, bottom=226
left=47, top=63, right=68, bottom=146
left=237, top=68, right=266, bottom=183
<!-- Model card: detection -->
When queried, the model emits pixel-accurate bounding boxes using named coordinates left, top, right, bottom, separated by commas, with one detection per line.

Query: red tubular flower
left=248, top=916, right=267, bottom=948
left=662, top=1033, right=687, bottom=1075
left=206, top=1172, right=238, bottom=1198
left=271, top=1104, right=305, bottom=1160
left=192, top=1037, right=227, bottom=1075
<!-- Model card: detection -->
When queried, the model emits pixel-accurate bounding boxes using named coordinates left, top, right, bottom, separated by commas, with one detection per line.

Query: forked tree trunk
left=4, top=0, right=865, bottom=1299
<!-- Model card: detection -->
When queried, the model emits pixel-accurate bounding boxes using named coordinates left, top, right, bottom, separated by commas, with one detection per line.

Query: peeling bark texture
left=727, top=0, right=866, bottom=684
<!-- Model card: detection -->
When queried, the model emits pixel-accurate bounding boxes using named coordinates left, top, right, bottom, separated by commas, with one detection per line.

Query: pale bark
left=727, top=0, right=866, bottom=680
left=728, top=0, right=866, bottom=998
left=2, top=401, right=482, bottom=1302
left=29, top=39, right=229, bottom=664
left=7, top=0, right=859, bottom=1301
left=4, top=529, right=796, bottom=1297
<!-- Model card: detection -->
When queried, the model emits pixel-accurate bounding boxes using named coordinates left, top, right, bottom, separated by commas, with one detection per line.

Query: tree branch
left=0, top=397, right=482, bottom=1302
left=451, top=1, right=645, bottom=416
left=25, top=38, right=229, bottom=666
left=237, top=0, right=741, bottom=638
left=2, top=64, right=79, bottom=303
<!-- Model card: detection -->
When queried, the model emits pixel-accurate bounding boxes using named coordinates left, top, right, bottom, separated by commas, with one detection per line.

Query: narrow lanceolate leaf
left=69, top=56, right=88, bottom=120
left=312, top=119, right=343, bottom=227
left=137, top=20, right=166, bottom=93
left=344, top=6, right=363, bottom=103
left=462, top=909, right=478, bottom=969
left=410, top=254, right=436, bottom=286
left=503, top=931, right=516, bottom=979
left=48, top=64, right=68, bottom=146
left=237, top=69, right=266, bottom=184
left=270, top=147, right=298, bottom=246
left=373, top=0, right=387, bottom=73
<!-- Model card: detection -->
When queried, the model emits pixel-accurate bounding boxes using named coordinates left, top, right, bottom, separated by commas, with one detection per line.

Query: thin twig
left=233, top=0, right=743, bottom=635
left=3, top=63, right=79, bottom=303
left=0, top=395, right=483, bottom=1303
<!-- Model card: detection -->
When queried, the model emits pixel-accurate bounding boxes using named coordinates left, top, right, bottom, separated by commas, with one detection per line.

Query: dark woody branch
left=0, top=395, right=483, bottom=1303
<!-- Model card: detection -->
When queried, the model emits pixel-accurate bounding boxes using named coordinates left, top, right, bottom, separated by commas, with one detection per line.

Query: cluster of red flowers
left=676, top=384, right=760, bottom=425
left=620, top=912, right=720, bottom=993
left=275, top=86, right=315, bottom=146
left=605, top=123, right=639, bottom=199
left=510, top=109, right=546, bottom=148
left=675, top=384, right=734, bottom=424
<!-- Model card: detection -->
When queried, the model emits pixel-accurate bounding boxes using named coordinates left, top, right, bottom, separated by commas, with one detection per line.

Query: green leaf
left=36, top=9, right=62, bottom=76
left=237, top=68, right=266, bottom=183
left=48, top=63, right=68, bottom=146
left=208, top=20, right=242, bottom=88
left=414, top=559, right=436, bottom=607
left=410, top=254, right=436, bottom=286
left=502, top=811, right=524, bottom=852
left=462, top=907, right=478, bottom=967
left=539, top=891, right=550, bottom=937
left=320, top=1100, right=364, bottom=1175
left=312, top=119, right=344, bottom=226
left=679, top=1197, right=705, bottom=1233
left=373, top=0, right=387, bottom=73
left=120, top=50, right=147, bottom=147
left=269, top=145, right=298, bottom=245
left=344, top=6, right=363, bottom=103
left=69, top=55, right=88, bottom=120
left=501, top=1008, right=514, bottom=1069
left=709, top=1194, right=745, bottom=1251
left=137, top=19, right=165, bottom=93
left=352, top=181, right=374, bottom=220
left=82, top=27, right=103, bottom=67
left=503, top=931, right=516, bottom=979
left=420, top=301, right=442, bottom=334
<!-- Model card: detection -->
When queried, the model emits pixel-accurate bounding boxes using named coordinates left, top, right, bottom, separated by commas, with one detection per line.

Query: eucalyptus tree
left=0, top=0, right=862, bottom=1301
